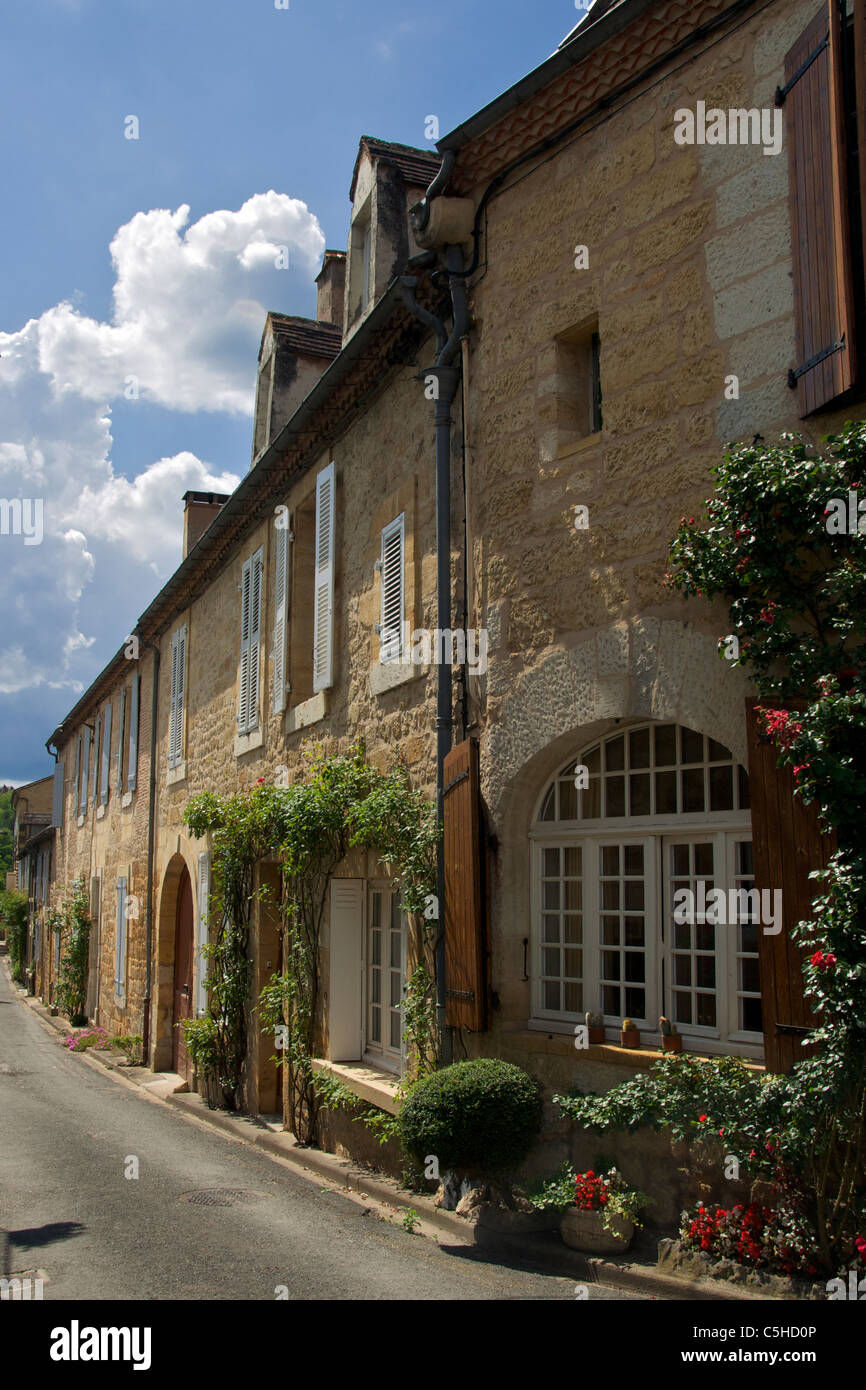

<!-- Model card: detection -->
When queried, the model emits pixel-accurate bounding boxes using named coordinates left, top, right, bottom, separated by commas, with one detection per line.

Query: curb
left=1, top=959, right=767, bottom=1301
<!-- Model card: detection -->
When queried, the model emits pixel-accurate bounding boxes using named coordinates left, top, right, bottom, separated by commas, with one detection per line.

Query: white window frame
left=363, top=882, right=407, bottom=1074
left=378, top=514, right=405, bottom=664
left=169, top=624, right=187, bottom=769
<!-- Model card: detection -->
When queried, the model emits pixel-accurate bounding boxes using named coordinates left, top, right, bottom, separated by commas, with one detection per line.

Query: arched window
left=531, top=722, right=762, bottom=1056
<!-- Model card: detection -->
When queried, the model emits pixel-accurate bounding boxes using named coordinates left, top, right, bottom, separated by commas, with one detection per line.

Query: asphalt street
left=0, top=965, right=639, bottom=1301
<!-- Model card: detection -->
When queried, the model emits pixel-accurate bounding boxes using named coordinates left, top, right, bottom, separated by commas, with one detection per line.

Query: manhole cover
left=179, top=1189, right=271, bottom=1207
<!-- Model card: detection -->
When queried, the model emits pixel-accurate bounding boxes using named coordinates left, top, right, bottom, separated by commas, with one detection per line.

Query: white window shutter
left=115, top=688, right=126, bottom=793
left=313, top=462, right=336, bottom=693
left=238, top=556, right=252, bottom=731
left=73, top=735, right=80, bottom=810
left=127, top=672, right=140, bottom=792
left=52, top=760, right=64, bottom=829
left=91, top=714, right=100, bottom=807
left=100, top=702, right=112, bottom=804
left=196, top=852, right=211, bottom=1014
left=247, top=549, right=263, bottom=730
left=169, top=629, right=179, bottom=766
left=80, top=726, right=91, bottom=814
left=115, top=876, right=127, bottom=999
left=329, top=878, right=364, bottom=1061
left=379, top=514, right=405, bottom=663
left=272, top=519, right=289, bottom=714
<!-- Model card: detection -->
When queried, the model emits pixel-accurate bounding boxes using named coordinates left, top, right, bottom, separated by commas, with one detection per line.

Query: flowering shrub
left=572, top=1167, right=652, bottom=1230
left=65, top=1027, right=108, bottom=1052
left=681, top=1200, right=824, bottom=1280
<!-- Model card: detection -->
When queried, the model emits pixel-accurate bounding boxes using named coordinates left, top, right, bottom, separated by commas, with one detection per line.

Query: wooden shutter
left=91, top=714, right=100, bottom=808
left=114, top=688, right=126, bottom=793
left=86, top=873, right=100, bottom=1017
left=443, top=738, right=487, bottom=1031
left=52, top=759, right=64, bottom=829
left=80, top=726, right=90, bottom=814
left=196, top=852, right=211, bottom=1015
left=329, top=878, right=364, bottom=1060
left=127, top=672, right=140, bottom=792
left=238, top=555, right=252, bottom=731
left=745, top=700, right=836, bottom=1072
left=248, top=549, right=262, bottom=730
left=73, top=734, right=80, bottom=811
left=272, top=516, right=290, bottom=714
left=114, top=876, right=127, bottom=1000
left=857, top=0, right=866, bottom=273
left=783, top=0, right=858, bottom=415
left=380, top=514, right=405, bottom=663
left=169, top=624, right=187, bottom=766
left=313, top=462, right=336, bottom=693
left=100, top=702, right=112, bottom=804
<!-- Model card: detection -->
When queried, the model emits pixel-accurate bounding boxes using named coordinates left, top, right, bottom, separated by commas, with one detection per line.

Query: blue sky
left=0, top=0, right=581, bottom=784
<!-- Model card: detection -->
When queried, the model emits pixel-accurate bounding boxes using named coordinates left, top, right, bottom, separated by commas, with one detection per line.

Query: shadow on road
left=9, top=1220, right=85, bottom=1251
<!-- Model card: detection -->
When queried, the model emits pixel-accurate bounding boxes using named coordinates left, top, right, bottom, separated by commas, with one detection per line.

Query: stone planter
left=560, top=1207, right=634, bottom=1253
left=620, top=1028, right=640, bottom=1048
left=662, top=1034, right=682, bottom=1052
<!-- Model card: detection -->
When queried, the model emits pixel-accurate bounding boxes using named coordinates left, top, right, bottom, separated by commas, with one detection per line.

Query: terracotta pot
left=662, top=1034, right=683, bottom=1052
left=588, top=1026, right=606, bottom=1044
left=620, top=1029, right=640, bottom=1048
left=560, top=1206, right=634, bottom=1254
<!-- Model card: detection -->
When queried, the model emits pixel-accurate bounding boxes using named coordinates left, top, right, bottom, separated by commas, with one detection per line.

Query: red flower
left=698, top=1114, right=707, bottom=1122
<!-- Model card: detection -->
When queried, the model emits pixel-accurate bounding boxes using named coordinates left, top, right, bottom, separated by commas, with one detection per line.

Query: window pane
left=672, top=843, right=690, bottom=876
left=390, top=973, right=401, bottom=1006
left=564, top=846, right=582, bottom=876
left=742, top=995, right=762, bottom=1032
left=543, top=881, right=560, bottom=910
left=736, top=841, right=754, bottom=875
left=624, top=952, right=645, bottom=983
left=390, top=933, right=401, bottom=969
left=696, top=922, right=715, bottom=952
left=695, top=843, right=714, bottom=876
left=371, top=932, right=381, bottom=966
left=564, top=982, right=583, bottom=1014
left=390, top=1013, right=401, bottom=1049
left=601, top=880, right=619, bottom=910
left=709, top=764, right=733, bottom=811
left=585, top=747, right=601, bottom=777
left=629, top=727, right=650, bottom=768
left=544, top=981, right=560, bottom=1011
left=682, top=768, right=705, bottom=812
left=675, top=921, right=691, bottom=950
left=675, top=955, right=691, bottom=986
left=371, top=1007, right=381, bottom=1042
left=564, top=879, right=582, bottom=910
left=559, top=779, right=577, bottom=820
left=624, top=879, right=644, bottom=911
left=740, top=956, right=760, bottom=993
left=624, top=987, right=645, bottom=1018
left=655, top=724, right=677, bottom=765
left=656, top=770, right=677, bottom=813
left=564, top=948, right=582, bottom=979
left=583, top=777, right=601, bottom=819
left=540, top=787, right=556, bottom=821
left=543, top=847, right=559, bottom=876
left=602, top=951, right=621, bottom=981
left=707, top=737, right=731, bottom=762
left=696, top=956, right=716, bottom=989
left=673, top=991, right=692, bottom=1025
left=681, top=727, right=704, bottom=763
left=563, top=914, right=582, bottom=943
left=624, top=844, right=644, bottom=875
left=605, top=735, right=624, bottom=772
left=739, top=922, right=758, bottom=954
left=602, top=984, right=619, bottom=1015
left=629, top=773, right=651, bottom=815
left=697, top=993, right=716, bottom=1026
left=601, top=846, right=619, bottom=875
left=543, top=947, right=560, bottom=976
left=624, top=915, right=645, bottom=946
left=605, top=776, right=625, bottom=817
left=602, top=916, right=620, bottom=944
left=738, top=764, right=750, bottom=809
left=542, top=915, right=560, bottom=942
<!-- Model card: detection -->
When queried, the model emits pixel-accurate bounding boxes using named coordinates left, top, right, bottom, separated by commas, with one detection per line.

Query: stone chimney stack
left=183, top=491, right=229, bottom=559
left=315, top=250, right=347, bottom=328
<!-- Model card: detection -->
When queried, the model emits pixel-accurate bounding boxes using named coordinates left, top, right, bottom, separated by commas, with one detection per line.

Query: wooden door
left=172, top=867, right=195, bottom=1079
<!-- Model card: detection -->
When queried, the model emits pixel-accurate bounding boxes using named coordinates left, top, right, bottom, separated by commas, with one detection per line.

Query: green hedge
left=0, top=889, right=29, bottom=982
left=397, top=1058, right=543, bottom=1176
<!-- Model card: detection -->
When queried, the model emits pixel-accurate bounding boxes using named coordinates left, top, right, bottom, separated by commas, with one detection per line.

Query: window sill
left=121, top=790, right=133, bottom=809
left=369, top=659, right=426, bottom=697
left=311, top=1058, right=401, bottom=1115
left=167, top=762, right=187, bottom=785
left=521, top=1023, right=765, bottom=1069
left=234, top=728, right=263, bottom=757
left=286, top=691, right=328, bottom=733
left=554, top=433, right=602, bottom=463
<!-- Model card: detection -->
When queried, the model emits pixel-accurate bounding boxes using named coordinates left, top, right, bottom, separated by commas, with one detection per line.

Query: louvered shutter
left=114, top=876, right=127, bottom=1000
left=238, top=556, right=252, bottom=731
left=857, top=0, right=866, bottom=273
left=91, top=714, right=100, bottom=808
left=272, top=517, right=290, bottom=714
left=169, top=625, right=187, bottom=766
left=313, top=462, right=336, bottom=693
left=80, top=726, right=90, bottom=814
left=745, top=700, right=835, bottom=1072
left=783, top=0, right=858, bottom=415
left=169, top=629, right=179, bottom=766
left=443, top=738, right=487, bottom=1031
left=52, top=760, right=64, bottom=829
left=247, top=549, right=262, bottom=730
left=127, top=672, right=140, bottom=792
left=196, top=852, right=211, bottom=1014
left=329, top=878, right=364, bottom=1060
left=100, top=702, right=112, bottom=804
left=73, top=734, right=80, bottom=812
left=379, top=514, right=405, bottom=663
left=115, top=688, right=126, bottom=793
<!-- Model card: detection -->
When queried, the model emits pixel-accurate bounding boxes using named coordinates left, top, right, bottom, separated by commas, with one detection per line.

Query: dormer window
left=348, top=200, right=373, bottom=326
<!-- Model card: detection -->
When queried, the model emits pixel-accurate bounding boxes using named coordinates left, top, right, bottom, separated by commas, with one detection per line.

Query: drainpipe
left=400, top=243, right=469, bottom=1064
left=137, top=633, right=160, bottom=1063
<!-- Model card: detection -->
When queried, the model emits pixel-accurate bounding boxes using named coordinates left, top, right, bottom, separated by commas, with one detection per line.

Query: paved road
left=0, top=966, right=640, bottom=1300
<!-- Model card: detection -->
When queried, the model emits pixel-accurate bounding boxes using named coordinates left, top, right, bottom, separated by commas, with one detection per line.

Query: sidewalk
left=4, top=962, right=764, bottom=1302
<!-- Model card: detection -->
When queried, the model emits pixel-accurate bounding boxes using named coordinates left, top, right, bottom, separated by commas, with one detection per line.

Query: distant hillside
left=0, top=791, right=13, bottom=878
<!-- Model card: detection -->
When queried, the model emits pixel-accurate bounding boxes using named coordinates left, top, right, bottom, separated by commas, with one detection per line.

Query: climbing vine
left=185, top=743, right=439, bottom=1141
left=0, top=888, right=28, bottom=983
left=50, top=878, right=91, bottom=1024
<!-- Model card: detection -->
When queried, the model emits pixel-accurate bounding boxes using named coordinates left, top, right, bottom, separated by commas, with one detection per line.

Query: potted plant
left=560, top=1167, right=652, bottom=1254
left=620, top=1017, right=640, bottom=1048
left=585, top=1009, right=605, bottom=1045
left=659, top=1015, right=682, bottom=1052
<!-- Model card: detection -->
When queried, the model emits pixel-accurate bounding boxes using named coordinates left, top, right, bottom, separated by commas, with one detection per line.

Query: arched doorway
left=172, top=865, right=195, bottom=1080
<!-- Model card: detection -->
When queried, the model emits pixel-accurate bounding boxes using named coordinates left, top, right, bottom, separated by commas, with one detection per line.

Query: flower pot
left=560, top=1207, right=634, bottom=1254
left=620, top=1029, right=640, bottom=1048
left=662, top=1034, right=683, bottom=1052
left=588, top=1026, right=606, bottom=1045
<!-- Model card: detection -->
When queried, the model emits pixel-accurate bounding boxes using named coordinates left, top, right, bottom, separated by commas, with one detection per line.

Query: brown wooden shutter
left=443, top=737, right=487, bottom=1031
left=783, top=0, right=858, bottom=416
left=856, top=0, right=866, bottom=275
left=745, top=700, right=835, bottom=1072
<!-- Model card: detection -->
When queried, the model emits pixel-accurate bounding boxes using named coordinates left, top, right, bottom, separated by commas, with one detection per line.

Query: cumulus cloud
left=0, top=188, right=326, bottom=709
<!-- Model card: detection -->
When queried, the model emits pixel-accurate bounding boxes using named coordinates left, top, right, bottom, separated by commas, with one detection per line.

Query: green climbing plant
left=51, top=878, right=91, bottom=1023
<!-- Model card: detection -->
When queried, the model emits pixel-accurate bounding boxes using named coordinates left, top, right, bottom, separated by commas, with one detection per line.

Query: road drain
left=179, top=1189, right=271, bottom=1207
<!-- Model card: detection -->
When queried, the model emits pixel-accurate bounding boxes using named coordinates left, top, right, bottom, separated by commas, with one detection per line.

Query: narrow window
left=379, top=514, right=405, bottom=663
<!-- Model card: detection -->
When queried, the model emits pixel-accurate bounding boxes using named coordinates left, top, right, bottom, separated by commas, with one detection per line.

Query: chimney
left=315, top=250, right=347, bottom=328
left=183, top=491, right=229, bottom=559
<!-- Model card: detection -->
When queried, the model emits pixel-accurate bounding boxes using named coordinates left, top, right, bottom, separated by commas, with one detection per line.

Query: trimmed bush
left=397, top=1058, right=543, bottom=1176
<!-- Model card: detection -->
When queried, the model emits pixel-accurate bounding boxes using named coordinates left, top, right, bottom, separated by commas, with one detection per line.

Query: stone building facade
left=42, top=0, right=866, bottom=1190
